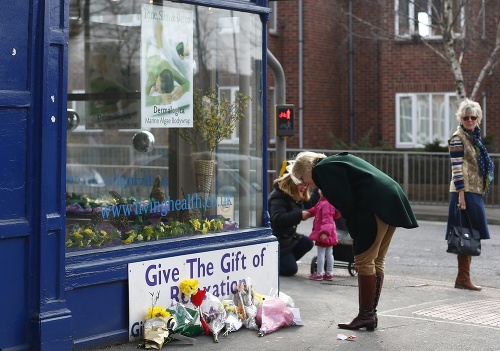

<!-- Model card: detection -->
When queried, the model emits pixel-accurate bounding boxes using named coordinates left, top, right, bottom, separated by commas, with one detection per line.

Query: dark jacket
left=312, top=153, right=418, bottom=255
left=268, top=185, right=319, bottom=255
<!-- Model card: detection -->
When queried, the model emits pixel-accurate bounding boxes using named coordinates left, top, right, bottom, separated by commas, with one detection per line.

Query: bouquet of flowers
left=179, top=279, right=212, bottom=338
left=255, top=298, right=294, bottom=336
left=200, top=292, right=226, bottom=342
left=221, top=299, right=243, bottom=336
left=166, top=302, right=203, bottom=337
left=143, top=292, right=174, bottom=350
left=233, top=280, right=258, bottom=330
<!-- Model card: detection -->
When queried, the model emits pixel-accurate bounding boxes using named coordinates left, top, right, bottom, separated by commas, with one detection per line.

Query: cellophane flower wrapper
left=255, top=299, right=295, bottom=336
left=233, top=280, right=258, bottom=330
left=221, top=299, right=243, bottom=335
left=200, top=292, right=227, bottom=342
left=144, top=317, right=170, bottom=349
left=166, top=302, right=203, bottom=337
left=277, top=290, right=295, bottom=308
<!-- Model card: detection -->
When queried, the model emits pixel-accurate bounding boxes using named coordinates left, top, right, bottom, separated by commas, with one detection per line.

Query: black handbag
left=446, top=208, right=481, bottom=256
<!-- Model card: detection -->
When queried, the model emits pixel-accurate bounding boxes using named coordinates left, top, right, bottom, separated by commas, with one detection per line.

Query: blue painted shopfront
left=0, top=0, right=273, bottom=350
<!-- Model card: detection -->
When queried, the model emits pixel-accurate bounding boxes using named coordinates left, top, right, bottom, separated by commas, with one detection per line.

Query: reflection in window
left=66, top=0, right=264, bottom=251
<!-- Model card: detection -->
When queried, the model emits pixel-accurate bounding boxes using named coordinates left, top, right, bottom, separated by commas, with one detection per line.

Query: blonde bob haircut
left=273, top=172, right=312, bottom=202
left=456, top=98, right=483, bottom=124
left=291, top=151, right=327, bottom=183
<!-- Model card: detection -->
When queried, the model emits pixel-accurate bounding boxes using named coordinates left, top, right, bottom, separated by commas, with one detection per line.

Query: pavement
left=88, top=205, right=500, bottom=351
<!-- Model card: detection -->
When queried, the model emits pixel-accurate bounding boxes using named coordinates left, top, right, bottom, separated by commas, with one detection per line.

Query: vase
left=195, top=159, right=216, bottom=200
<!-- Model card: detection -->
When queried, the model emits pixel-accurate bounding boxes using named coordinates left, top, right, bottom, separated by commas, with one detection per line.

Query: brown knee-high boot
left=455, top=254, right=481, bottom=291
left=373, top=272, right=384, bottom=328
left=338, top=274, right=377, bottom=331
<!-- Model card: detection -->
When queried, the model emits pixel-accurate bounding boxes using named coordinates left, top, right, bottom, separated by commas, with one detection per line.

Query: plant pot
left=195, top=159, right=216, bottom=197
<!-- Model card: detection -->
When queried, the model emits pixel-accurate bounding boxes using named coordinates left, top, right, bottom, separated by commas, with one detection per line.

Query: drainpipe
left=298, top=0, right=304, bottom=148
left=267, top=49, right=286, bottom=176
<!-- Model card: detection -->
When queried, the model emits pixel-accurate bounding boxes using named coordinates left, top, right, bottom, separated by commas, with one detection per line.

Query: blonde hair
left=456, top=98, right=483, bottom=124
left=291, top=151, right=327, bottom=183
left=273, top=172, right=311, bottom=202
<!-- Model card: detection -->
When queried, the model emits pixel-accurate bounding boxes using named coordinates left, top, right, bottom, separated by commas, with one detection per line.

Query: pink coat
left=308, top=197, right=341, bottom=247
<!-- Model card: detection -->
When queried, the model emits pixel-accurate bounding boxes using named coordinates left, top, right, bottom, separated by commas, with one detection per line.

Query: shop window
left=66, top=0, right=264, bottom=251
left=396, top=93, right=460, bottom=148
left=395, top=0, right=464, bottom=38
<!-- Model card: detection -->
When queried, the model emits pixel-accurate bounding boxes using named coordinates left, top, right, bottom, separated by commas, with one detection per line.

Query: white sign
left=128, top=242, right=279, bottom=340
left=217, top=196, right=234, bottom=221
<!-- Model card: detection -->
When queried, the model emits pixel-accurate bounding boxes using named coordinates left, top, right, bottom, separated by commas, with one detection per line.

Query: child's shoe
left=323, top=273, right=334, bottom=281
left=309, top=272, right=323, bottom=281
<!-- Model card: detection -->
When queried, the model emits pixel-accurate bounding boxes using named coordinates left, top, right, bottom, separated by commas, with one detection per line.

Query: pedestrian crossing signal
left=275, top=104, right=294, bottom=137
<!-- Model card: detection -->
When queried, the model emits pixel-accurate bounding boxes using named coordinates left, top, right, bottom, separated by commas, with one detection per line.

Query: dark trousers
left=279, top=235, right=314, bottom=276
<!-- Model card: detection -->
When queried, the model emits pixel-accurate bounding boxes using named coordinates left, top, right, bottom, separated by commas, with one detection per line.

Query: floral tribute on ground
left=143, top=292, right=173, bottom=349
left=139, top=278, right=303, bottom=349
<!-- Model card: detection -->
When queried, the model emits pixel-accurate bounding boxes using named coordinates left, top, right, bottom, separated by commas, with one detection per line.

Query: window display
left=66, top=0, right=264, bottom=250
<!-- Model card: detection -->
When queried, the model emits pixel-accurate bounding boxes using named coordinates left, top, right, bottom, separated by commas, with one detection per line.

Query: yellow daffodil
left=190, top=218, right=201, bottom=231
left=179, top=279, right=199, bottom=296
left=82, top=228, right=95, bottom=239
left=146, top=305, right=171, bottom=319
left=123, top=236, right=134, bottom=244
left=72, top=232, right=84, bottom=241
left=211, top=219, right=223, bottom=231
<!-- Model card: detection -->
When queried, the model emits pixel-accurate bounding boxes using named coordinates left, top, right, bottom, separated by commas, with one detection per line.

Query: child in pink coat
left=307, top=189, right=341, bottom=281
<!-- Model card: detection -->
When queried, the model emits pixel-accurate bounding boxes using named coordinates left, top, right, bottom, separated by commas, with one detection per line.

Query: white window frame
left=395, top=0, right=465, bottom=39
left=396, top=92, right=461, bottom=148
left=268, top=1, right=277, bottom=34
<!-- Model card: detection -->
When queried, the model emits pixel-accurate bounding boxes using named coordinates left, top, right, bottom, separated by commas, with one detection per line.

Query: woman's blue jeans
left=279, top=235, right=314, bottom=276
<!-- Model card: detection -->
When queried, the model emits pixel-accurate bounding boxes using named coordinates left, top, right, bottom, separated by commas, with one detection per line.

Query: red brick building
left=267, top=0, right=500, bottom=151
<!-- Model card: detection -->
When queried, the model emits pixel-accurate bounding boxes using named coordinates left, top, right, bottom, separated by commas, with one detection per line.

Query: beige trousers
left=354, top=215, right=396, bottom=276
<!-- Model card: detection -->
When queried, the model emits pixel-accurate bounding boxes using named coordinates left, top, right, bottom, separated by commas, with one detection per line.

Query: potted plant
left=179, top=87, right=251, bottom=196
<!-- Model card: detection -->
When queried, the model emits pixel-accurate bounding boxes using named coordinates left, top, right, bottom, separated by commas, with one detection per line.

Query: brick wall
left=268, top=0, right=500, bottom=151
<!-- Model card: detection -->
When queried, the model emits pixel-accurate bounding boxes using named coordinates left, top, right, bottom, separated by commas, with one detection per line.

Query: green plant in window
left=65, top=202, right=227, bottom=249
left=65, top=224, right=117, bottom=249
left=140, top=225, right=155, bottom=241
left=123, top=229, right=138, bottom=244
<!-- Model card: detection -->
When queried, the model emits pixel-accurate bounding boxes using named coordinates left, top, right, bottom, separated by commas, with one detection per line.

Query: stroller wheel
left=310, top=256, right=328, bottom=275
left=310, top=256, right=317, bottom=275
left=348, top=262, right=358, bottom=276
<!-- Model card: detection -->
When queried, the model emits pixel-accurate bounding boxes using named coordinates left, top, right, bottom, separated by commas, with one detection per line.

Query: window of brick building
left=268, top=1, right=277, bottom=34
left=395, top=0, right=464, bottom=38
left=396, top=93, right=461, bottom=147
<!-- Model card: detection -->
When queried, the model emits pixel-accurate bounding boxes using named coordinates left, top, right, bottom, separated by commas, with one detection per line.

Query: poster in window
left=141, top=4, right=194, bottom=128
